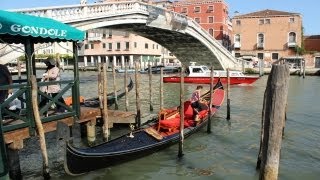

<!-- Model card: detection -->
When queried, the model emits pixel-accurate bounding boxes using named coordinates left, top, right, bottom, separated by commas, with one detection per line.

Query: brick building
left=172, top=0, right=232, bottom=50
left=232, top=9, right=303, bottom=66
left=304, top=35, right=320, bottom=68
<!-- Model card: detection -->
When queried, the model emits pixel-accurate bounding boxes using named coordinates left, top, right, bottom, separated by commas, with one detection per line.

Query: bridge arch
left=16, top=1, right=241, bottom=70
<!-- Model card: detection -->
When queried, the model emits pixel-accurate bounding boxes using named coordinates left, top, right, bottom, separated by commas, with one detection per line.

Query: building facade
left=303, top=35, right=320, bottom=68
left=172, top=0, right=232, bottom=50
left=78, top=28, right=179, bottom=69
left=232, top=9, right=303, bottom=67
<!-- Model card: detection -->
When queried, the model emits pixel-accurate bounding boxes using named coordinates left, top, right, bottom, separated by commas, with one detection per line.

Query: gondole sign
left=9, top=24, right=68, bottom=38
left=0, top=10, right=85, bottom=41
left=147, top=6, right=188, bottom=32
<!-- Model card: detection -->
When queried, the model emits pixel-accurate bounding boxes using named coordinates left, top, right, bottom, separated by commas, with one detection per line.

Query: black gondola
left=64, top=79, right=225, bottom=175
left=82, top=77, right=134, bottom=107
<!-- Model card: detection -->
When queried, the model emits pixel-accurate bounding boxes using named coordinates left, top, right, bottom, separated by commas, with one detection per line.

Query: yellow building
left=232, top=9, right=302, bottom=66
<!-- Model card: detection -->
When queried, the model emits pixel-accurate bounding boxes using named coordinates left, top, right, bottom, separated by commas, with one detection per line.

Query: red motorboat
left=163, top=64, right=259, bottom=85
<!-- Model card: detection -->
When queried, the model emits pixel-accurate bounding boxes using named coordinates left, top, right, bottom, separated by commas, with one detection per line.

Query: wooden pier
left=3, top=107, right=137, bottom=149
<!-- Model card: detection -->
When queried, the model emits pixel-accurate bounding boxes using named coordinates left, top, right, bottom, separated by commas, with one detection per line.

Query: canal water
left=17, top=70, right=320, bottom=179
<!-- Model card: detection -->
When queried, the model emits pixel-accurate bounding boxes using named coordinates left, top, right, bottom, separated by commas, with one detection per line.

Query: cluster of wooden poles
left=88, top=61, right=233, bottom=155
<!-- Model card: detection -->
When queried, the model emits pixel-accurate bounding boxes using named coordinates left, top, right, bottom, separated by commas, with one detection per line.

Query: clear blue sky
left=0, top=0, right=319, bottom=35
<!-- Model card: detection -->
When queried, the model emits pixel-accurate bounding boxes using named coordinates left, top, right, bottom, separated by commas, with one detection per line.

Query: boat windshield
left=202, top=66, right=209, bottom=71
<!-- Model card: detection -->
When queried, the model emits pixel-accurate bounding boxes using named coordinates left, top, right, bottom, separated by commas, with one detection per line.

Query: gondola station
left=1, top=9, right=228, bottom=179
left=0, top=10, right=87, bottom=179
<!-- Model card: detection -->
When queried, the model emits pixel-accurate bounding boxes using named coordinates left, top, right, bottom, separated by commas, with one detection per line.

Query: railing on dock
left=0, top=79, right=76, bottom=135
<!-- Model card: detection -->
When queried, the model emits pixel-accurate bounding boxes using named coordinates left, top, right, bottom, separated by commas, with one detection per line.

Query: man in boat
left=190, top=85, right=208, bottom=122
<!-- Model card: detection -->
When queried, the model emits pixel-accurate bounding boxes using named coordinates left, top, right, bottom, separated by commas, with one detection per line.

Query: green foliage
left=295, top=45, right=305, bottom=55
left=17, top=54, right=74, bottom=62
left=245, top=68, right=256, bottom=74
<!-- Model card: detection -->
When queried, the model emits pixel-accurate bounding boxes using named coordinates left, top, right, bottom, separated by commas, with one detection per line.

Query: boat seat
left=158, top=101, right=207, bottom=131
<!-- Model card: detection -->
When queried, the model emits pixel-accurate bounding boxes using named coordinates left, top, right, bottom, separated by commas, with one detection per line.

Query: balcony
left=88, top=36, right=102, bottom=42
left=287, top=41, right=296, bottom=48
left=257, top=43, right=264, bottom=49
left=234, top=42, right=241, bottom=48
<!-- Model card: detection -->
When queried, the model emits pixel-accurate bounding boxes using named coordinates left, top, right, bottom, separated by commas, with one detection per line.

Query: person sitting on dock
left=39, top=58, right=66, bottom=113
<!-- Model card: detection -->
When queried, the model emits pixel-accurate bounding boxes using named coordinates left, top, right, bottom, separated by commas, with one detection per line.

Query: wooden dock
left=3, top=107, right=137, bottom=149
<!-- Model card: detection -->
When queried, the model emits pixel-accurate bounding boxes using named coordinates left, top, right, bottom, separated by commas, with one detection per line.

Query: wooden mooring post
left=256, top=64, right=290, bottom=180
left=226, top=68, right=231, bottom=120
left=160, top=68, right=164, bottom=110
left=102, top=63, right=110, bottom=141
left=112, top=63, right=119, bottom=110
left=259, top=59, right=265, bottom=77
left=207, top=65, right=214, bottom=133
left=178, top=66, right=184, bottom=158
left=125, top=62, right=129, bottom=111
left=303, top=60, right=306, bottom=78
left=31, top=75, right=50, bottom=179
left=148, top=64, right=154, bottom=111
left=134, top=61, right=141, bottom=127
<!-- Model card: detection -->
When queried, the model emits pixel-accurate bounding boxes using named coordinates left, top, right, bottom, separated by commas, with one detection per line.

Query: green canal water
left=18, top=71, right=320, bottom=179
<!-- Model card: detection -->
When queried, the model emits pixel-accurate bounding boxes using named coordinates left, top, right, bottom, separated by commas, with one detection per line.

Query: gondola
left=82, top=77, right=134, bottom=107
left=64, top=79, right=225, bottom=175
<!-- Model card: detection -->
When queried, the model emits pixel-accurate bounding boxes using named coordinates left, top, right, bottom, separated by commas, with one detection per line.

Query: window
left=85, top=44, right=89, bottom=49
left=134, top=42, right=137, bottom=48
left=257, top=33, right=264, bottom=48
left=289, top=32, right=296, bottom=43
left=234, top=34, right=241, bottom=48
left=289, top=17, right=295, bottom=23
left=235, top=34, right=241, bottom=43
left=209, top=29, right=213, bottom=36
left=195, top=17, right=200, bottom=23
left=108, top=29, right=112, bottom=38
left=102, top=33, right=106, bottom=38
left=90, top=44, right=94, bottom=49
left=192, top=68, right=203, bottom=73
left=257, top=53, right=264, bottom=60
left=272, top=53, right=279, bottom=60
left=103, top=43, right=106, bottom=48
left=235, top=53, right=241, bottom=58
left=116, top=42, right=121, bottom=50
left=208, top=17, right=213, bottom=23
left=259, top=19, right=264, bottom=25
left=207, top=6, right=213, bottom=12
left=152, top=44, right=155, bottom=49
left=181, top=7, right=187, bottom=13
left=145, top=43, right=148, bottom=49
left=236, top=20, right=241, bottom=25
left=194, top=6, right=200, bottom=13
left=108, top=43, right=112, bottom=50
left=125, top=42, right=130, bottom=50
left=265, top=19, right=270, bottom=24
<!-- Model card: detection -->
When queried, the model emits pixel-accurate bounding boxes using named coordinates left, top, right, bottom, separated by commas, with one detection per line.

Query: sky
left=0, top=0, right=319, bottom=35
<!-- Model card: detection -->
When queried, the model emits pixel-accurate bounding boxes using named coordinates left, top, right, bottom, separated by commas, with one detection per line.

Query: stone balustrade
left=14, top=2, right=149, bottom=22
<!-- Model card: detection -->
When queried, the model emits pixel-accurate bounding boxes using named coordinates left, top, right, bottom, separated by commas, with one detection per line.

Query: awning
left=0, top=10, right=85, bottom=43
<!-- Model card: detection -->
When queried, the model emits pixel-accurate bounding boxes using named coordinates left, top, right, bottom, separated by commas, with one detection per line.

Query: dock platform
left=3, top=107, right=138, bottom=149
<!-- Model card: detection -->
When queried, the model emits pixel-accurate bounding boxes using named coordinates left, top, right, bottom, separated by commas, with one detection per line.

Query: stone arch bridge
left=14, top=1, right=241, bottom=70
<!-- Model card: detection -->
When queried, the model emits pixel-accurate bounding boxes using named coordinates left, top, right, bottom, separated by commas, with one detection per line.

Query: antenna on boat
left=128, top=124, right=135, bottom=138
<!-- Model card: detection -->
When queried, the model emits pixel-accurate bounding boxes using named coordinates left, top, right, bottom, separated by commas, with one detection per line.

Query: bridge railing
left=14, top=2, right=149, bottom=22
